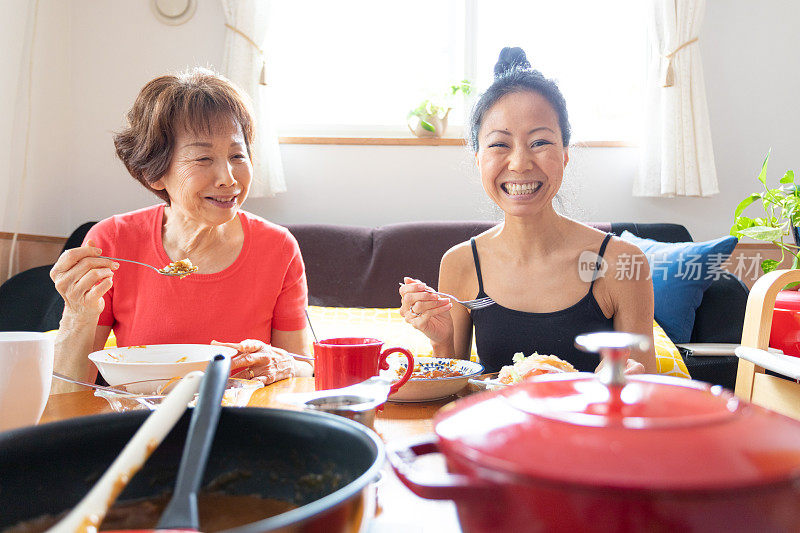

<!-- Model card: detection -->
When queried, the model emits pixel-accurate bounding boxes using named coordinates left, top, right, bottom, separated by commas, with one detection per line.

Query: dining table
left=40, top=376, right=466, bottom=533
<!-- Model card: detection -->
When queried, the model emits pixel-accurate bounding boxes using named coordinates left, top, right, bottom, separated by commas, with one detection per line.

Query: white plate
left=88, top=344, right=237, bottom=386
left=388, top=357, right=484, bottom=403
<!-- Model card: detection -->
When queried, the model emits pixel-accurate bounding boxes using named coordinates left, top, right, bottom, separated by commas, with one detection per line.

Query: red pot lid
left=775, top=290, right=800, bottom=311
left=434, top=373, right=800, bottom=491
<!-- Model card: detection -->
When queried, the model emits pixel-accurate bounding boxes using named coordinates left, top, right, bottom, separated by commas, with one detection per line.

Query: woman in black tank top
left=398, top=47, right=657, bottom=375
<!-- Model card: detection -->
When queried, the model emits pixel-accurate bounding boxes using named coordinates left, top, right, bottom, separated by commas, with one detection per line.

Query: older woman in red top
left=50, top=68, right=312, bottom=392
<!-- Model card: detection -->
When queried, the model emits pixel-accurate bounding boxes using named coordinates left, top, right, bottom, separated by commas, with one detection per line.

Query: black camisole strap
left=591, top=233, right=613, bottom=286
left=469, top=237, right=485, bottom=295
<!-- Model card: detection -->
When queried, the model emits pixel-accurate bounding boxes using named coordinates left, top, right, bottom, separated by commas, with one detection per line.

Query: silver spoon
left=99, top=255, right=197, bottom=277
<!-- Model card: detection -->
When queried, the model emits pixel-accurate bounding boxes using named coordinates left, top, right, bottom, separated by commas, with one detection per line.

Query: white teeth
left=504, top=182, right=541, bottom=195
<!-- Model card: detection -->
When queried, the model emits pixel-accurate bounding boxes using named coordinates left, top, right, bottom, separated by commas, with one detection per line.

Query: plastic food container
left=95, top=377, right=263, bottom=411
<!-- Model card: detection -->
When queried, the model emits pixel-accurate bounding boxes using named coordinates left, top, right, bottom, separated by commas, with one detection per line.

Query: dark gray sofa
left=0, top=220, right=747, bottom=388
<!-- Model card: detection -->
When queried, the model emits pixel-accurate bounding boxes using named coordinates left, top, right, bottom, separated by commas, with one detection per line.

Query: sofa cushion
left=653, top=321, right=690, bottom=378
left=620, top=231, right=738, bottom=343
left=305, top=306, right=477, bottom=359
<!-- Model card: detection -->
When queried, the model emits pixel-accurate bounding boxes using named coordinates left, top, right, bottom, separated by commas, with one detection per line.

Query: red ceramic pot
left=389, top=372, right=800, bottom=532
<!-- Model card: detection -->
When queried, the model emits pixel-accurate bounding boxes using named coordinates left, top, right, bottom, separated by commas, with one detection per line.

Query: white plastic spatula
left=46, top=371, right=205, bottom=533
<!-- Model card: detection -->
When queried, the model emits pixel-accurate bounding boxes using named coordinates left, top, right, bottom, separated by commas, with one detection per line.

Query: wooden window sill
left=278, top=136, right=635, bottom=147
left=0, top=231, right=67, bottom=244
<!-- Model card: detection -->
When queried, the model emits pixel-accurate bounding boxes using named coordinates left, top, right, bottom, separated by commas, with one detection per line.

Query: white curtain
left=220, top=0, right=286, bottom=198
left=635, top=0, right=718, bottom=197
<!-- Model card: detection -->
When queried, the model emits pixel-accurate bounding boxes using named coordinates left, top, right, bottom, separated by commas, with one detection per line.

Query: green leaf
left=784, top=196, right=800, bottom=210
left=730, top=216, right=756, bottom=237
left=781, top=170, right=795, bottom=184
left=450, top=79, right=473, bottom=96
left=734, top=193, right=762, bottom=217
left=738, top=226, right=784, bottom=241
left=761, top=259, right=780, bottom=273
left=752, top=217, right=769, bottom=227
left=420, top=119, right=435, bottom=132
left=757, top=149, right=771, bottom=186
left=762, top=189, right=785, bottom=207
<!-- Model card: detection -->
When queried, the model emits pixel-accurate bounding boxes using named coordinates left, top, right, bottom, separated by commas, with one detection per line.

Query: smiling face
left=151, top=119, right=252, bottom=227
left=476, top=90, right=568, bottom=218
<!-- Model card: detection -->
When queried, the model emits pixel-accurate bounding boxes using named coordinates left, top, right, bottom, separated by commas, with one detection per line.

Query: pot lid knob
left=575, top=331, right=650, bottom=387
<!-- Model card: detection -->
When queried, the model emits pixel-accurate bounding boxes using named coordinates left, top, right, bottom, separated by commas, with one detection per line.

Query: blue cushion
left=619, top=231, right=738, bottom=343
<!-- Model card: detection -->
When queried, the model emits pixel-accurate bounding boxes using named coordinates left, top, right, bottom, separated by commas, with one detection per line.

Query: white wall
left=2, top=0, right=800, bottom=242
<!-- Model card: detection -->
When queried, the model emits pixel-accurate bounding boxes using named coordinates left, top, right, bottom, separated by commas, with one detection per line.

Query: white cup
left=0, top=332, right=54, bottom=432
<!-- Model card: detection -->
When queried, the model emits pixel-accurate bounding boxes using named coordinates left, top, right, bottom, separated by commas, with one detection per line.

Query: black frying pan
left=0, top=407, right=383, bottom=532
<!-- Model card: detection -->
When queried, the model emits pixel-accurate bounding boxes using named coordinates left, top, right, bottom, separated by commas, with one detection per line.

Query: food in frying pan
left=5, top=492, right=297, bottom=532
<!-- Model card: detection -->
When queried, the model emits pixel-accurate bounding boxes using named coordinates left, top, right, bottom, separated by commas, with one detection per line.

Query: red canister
left=771, top=290, right=800, bottom=357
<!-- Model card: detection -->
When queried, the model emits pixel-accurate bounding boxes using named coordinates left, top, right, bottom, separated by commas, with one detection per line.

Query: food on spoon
left=157, top=258, right=198, bottom=278
left=498, top=352, right=577, bottom=385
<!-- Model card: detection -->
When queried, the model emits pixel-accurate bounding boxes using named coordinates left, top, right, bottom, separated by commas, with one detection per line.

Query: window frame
left=274, top=0, right=640, bottom=147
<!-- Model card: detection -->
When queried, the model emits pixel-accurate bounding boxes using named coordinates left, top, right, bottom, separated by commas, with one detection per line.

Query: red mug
left=313, top=337, right=414, bottom=394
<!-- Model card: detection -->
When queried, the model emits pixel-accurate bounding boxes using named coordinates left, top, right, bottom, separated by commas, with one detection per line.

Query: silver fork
left=99, top=256, right=192, bottom=277
left=400, top=283, right=496, bottom=311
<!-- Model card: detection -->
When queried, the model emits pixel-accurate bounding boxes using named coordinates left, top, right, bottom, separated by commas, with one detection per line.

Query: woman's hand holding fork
left=399, top=277, right=454, bottom=346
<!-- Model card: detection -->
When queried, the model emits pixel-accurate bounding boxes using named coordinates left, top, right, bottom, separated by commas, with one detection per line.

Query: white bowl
left=388, top=357, right=484, bottom=403
left=88, top=344, right=237, bottom=386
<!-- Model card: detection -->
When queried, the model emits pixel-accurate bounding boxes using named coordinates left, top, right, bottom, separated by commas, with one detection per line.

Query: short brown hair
left=113, top=67, right=255, bottom=204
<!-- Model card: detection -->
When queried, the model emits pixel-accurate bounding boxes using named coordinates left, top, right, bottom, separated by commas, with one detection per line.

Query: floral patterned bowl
left=388, top=357, right=484, bottom=403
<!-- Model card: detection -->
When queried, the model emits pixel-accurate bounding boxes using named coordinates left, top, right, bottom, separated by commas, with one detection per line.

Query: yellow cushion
left=307, top=307, right=689, bottom=377
left=306, top=306, right=477, bottom=358
left=653, top=320, right=691, bottom=378
left=105, top=331, right=118, bottom=348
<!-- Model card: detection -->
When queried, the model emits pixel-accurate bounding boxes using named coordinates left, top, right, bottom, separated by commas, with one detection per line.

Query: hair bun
left=494, top=47, right=531, bottom=78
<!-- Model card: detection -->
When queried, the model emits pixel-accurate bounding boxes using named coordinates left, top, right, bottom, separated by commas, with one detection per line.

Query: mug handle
left=379, top=347, right=415, bottom=395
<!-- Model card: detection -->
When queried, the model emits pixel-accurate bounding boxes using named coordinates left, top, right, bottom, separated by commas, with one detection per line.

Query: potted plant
left=731, top=150, right=800, bottom=355
left=730, top=150, right=800, bottom=274
left=407, top=80, right=473, bottom=138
